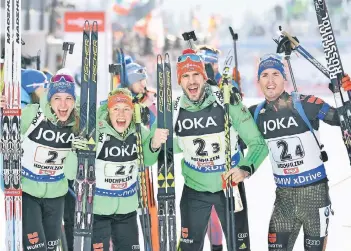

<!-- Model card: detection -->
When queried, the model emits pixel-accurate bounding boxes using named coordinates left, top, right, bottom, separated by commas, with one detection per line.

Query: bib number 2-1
left=34, top=146, right=69, bottom=165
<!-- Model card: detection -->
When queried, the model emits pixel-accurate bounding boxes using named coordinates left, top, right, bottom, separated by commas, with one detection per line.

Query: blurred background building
left=1, top=0, right=351, bottom=98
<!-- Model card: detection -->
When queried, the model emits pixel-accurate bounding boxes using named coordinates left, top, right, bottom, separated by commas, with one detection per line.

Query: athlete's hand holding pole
left=71, top=136, right=89, bottom=151
left=224, top=168, right=250, bottom=184
left=151, top=128, right=169, bottom=150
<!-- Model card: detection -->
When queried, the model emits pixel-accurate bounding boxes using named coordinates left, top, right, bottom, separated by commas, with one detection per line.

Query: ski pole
left=118, top=48, right=127, bottom=87
left=36, top=50, right=41, bottom=70
left=222, top=54, right=237, bottom=251
left=60, top=224, right=69, bottom=251
left=108, top=63, right=120, bottom=91
left=134, top=95, right=154, bottom=251
left=181, top=31, right=197, bottom=49
left=276, top=28, right=298, bottom=92
left=62, top=42, right=75, bottom=68
left=229, top=27, right=239, bottom=83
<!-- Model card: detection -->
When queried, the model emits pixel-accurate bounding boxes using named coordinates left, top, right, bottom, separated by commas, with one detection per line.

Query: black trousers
left=22, top=192, right=64, bottom=251
left=91, top=211, right=139, bottom=251
left=179, top=185, right=250, bottom=251
left=64, top=180, right=75, bottom=251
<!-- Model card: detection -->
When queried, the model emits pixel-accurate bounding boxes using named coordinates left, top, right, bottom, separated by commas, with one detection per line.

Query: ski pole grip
left=182, top=31, right=197, bottom=49
left=62, top=42, right=75, bottom=54
left=108, top=64, right=120, bottom=75
left=109, top=64, right=120, bottom=91
left=279, top=28, right=299, bottom=49
left=182, top=31, right=197, bottom=41
left=229, top=27, right=238, bottom=41
left=61, top=42, right=75, bottom=68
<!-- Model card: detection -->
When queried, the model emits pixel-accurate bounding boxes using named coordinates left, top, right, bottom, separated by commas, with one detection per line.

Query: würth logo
left=268, top=233, right=277, bottom=243
left=27, top=232, right=39, bottom=245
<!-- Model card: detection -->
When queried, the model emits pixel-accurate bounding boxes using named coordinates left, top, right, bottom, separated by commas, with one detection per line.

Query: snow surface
left=1, top=97, right=351, bottom=251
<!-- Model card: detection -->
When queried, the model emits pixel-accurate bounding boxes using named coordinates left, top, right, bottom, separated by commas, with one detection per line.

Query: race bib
left=268, top=136, right=305, bottom=163
left=22, top=144, right=69, bottom=181
left=104, top=162, right=137, bottom=178
left=34, top=146, right=70, bottom=166
left=267, top=131, right=326, bottom=187
left=101, top=160, right=138, bottom=190
left=182, top=134, right=222, bottom=160
left=179, top=130, right=240, bottom=173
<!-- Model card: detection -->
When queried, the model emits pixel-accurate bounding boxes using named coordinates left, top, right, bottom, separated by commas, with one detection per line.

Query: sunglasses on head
left=135, top=68, right=147, bottom=74
left=260, top=53, right=283, bottom=62
left=51, top=74, right=75, bottom=83
left=177, top=54, right=203, bottom=63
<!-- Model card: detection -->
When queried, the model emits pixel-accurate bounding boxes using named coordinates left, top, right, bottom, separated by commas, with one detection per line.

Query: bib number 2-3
left=193, top=138, right=220, bottom=157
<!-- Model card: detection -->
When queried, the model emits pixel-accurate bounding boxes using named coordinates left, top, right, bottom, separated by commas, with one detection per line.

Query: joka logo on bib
left=104, top=144, right=137, bottom=158
left=34, top=128, right=74, bottom=144
left=263, top=116, right=298, bottom=134
left=177, top=116, right=217, bottom=133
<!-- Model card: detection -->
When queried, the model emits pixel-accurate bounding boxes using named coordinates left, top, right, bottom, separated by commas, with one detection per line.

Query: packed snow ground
left=1, top=97, right=351, bottom=251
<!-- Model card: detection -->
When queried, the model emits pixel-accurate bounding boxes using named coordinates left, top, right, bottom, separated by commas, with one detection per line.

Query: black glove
left=141, top=106, right=150, bottom=126
left=239, top=165, right=255, bottom=176
left=205, top=63, right=215, bottom=80
left=276, top=35, right=299, bottom=55
left=230, top=86, right=242, bottom=105
left=328, top=83, right=335, bottom=93
left=206, top=78, right=218, bottom=86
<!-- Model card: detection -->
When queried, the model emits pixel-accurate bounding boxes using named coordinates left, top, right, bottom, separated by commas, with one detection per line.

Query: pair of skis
left=73, top=20, right=98, bottom=251
left=156, top=54, right=177, bottom=251
left=1, top=0, right=22, bottom=251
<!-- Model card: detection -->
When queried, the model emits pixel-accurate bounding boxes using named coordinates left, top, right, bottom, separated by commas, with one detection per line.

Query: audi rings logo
left=47, top=239, right=60, bottom=248
left=305, top=239, right=320, bottom=246
left=238, top=233, right=248, bottom=239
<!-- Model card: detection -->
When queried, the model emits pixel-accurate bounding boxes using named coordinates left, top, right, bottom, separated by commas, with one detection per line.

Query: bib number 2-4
left=268, top=136, right=305, bottom=163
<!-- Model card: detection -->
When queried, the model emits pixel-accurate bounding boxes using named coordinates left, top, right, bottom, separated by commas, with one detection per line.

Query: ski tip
left=157, top=54, right=163, bottom=64
left=83, top=20, right=90, bottom=33
left=92, top=21, right=99, bottom=32
left=164, top=53, right=170, bottom=63
left=120, top=48, right=124, bottom=55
